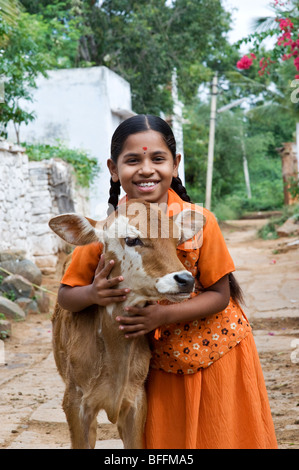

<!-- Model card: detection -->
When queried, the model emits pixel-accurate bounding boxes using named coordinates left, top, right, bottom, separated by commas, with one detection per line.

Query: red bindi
left=142, top=147, right=147, bottom=151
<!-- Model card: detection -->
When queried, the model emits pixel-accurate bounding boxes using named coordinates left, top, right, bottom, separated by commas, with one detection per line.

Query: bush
left=258, top=204, right=299, bottom=239
left=23, top=142, right=100, bottom=188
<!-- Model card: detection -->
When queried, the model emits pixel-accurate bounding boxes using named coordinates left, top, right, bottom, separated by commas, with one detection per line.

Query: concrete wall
left=7, top=66, right=134, bottom=220
left=0, top=140, right=88, bottom=274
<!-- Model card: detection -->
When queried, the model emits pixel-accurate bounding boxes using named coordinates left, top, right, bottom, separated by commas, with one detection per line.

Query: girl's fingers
left=94, top=254, right=105, bottom=275
left=98, top=259, right=115, bottom=278
left=101, top=296, right=127, bottom=305
left=116, top=315, right=143, bottom=324
left=99, top=288, right=129, bottom=298
left=105, top=275, right=124, bottom=287
left=119, top=323, right=145, bottom=333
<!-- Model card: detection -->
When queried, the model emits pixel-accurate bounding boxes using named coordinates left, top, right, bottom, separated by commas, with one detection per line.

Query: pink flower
left=279, top=18, right=294, bottom=31
left=237, top=55, right=253, bottom=70
left=250, top=53, right=257, bottom=59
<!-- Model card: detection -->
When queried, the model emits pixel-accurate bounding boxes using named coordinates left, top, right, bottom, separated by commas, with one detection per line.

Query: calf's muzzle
left=174, top=272, right=195, bottom=292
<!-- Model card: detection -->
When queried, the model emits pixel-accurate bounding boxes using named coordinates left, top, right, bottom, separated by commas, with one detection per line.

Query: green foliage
left=23, top=142, right=100, bottom=187
left=183, top=93, right=294, bottom=218
left=258, top=204, right=299, bottom=239
left=18, top=0, right=233, bottom=115
left=0, top=4, right=85, bottom=141
left=0, top=12, right=51, bottom=141
left=1, top=291, right=16, bottom=302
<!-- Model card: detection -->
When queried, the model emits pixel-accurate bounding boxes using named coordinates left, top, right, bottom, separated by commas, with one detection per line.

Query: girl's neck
left=126, top=190, right=169, bottom=211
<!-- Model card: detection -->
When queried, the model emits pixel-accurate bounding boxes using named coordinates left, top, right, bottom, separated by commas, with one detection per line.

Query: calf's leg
left=63, top=384, right=91, bottom=449
left=117, top=389, right=147, bottom=449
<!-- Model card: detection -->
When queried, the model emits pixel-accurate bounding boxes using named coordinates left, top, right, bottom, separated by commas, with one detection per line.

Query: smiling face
left=107, top=130, right=181, bottom=205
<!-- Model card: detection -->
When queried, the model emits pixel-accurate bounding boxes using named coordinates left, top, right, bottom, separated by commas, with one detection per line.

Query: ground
left=0, top=218, right=298, bottom=449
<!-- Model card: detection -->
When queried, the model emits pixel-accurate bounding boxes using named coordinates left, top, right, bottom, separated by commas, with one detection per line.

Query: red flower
left=237, top=55, right=253, bottom=70
left=279, top=18, right=294, bottom=31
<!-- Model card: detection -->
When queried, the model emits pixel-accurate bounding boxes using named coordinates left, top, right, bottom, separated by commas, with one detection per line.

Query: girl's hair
left=107, top=114, right=243, bottom=305
left=108, top=114, right=190, bottom=214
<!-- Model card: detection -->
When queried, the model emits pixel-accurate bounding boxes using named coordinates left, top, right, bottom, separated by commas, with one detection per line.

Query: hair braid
left=107, top=178, right=121, bottom=215
left=171, top=176, right=192, bottom=203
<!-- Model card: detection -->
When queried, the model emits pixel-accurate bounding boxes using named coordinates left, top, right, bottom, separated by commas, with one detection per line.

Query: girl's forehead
left=121, top=130, right=169, bottom=152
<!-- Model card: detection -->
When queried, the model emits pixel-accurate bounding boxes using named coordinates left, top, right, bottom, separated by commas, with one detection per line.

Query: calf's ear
left=49, top=213, right=105, bottom=246
left=172, top=209, right=206, bottom=244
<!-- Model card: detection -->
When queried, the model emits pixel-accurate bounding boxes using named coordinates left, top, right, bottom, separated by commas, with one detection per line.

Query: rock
left=277, top=217, right=299, bottom=237
left=0, top=319, right=12, bottom=339
left=15, top=298, right=39, bottom=315
left=35, top=291, right=50, bottom=313
left=0, top=251, right=26, bottom=263
left=0, top=258, right=42, bottom=286
left=0, top=274, right=35, bottom=299
left=16, top=259, right=42, bottom=286
left=0, top=296, right=26, bottom=320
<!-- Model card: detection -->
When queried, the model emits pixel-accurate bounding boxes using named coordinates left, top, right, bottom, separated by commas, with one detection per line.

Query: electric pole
left=205, top=74, right=218, bottom=211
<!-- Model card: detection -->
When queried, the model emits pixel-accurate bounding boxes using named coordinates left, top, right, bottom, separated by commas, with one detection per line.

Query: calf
left=49, top=199, right=204, bottom=449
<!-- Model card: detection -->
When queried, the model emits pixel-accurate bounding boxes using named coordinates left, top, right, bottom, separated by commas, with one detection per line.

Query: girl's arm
left=58, top=255, right=130, bottom=312
left=116, top=274, right=231, bottom=338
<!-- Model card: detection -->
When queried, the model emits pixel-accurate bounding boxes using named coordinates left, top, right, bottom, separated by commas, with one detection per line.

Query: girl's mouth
left=134, top=181, right=160, bottom=192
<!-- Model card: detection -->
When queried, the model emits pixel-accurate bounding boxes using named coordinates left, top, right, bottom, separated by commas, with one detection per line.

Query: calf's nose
left=174, top=272, right=194, bottom=292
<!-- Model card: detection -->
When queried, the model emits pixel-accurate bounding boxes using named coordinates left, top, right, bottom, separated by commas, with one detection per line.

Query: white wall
left=7, top=66, right=134, bottom=220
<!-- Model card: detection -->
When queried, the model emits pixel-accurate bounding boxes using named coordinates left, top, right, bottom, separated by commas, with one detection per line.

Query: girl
left=58, top=114, right=278, bottom=449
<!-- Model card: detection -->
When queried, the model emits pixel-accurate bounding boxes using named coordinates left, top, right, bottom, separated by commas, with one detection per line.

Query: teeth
left=138, top=182, right=156, bottom=187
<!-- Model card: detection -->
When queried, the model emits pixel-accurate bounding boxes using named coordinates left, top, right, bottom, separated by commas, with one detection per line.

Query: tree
left=235, top=0, right=299, bottom=200
left=18, top=0, right=233, bottom=115
left=0, top=4, right=83, bottom=142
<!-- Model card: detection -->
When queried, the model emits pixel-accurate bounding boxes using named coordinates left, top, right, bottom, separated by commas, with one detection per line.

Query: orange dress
left=61, top=189, right=278, bottom=449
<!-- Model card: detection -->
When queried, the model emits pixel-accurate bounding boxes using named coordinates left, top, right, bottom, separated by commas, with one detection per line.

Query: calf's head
left=49, top=200, right=205, bottom=304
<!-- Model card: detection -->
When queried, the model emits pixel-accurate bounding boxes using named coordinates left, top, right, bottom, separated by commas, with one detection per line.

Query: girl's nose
left=139, top=161, right=154, bottom=176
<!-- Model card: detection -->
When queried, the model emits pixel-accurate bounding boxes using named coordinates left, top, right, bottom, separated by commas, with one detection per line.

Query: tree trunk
left=277, top=142, right=298, bottom=205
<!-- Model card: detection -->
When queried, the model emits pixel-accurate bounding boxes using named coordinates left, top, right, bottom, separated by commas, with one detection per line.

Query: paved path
left=0, top=219, right=298, bottom=449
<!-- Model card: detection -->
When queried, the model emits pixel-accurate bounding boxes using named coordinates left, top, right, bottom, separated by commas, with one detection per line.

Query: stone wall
left=0, top=139, right=88, bottom=274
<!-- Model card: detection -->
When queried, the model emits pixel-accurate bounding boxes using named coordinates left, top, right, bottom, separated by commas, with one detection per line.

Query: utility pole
left=240, top=129, right=252, bottom=199
left=205, top=74, right=218, bottom=211
left=205, top=88, right=248, bottom=210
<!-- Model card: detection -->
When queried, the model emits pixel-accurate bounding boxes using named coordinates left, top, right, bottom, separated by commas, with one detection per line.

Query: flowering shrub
left=236, top=53, right=256, bottom=69
left=236, top=1, right=299, bottom=79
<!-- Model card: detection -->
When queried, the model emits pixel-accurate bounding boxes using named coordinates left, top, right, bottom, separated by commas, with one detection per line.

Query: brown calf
left=49, top=199, right=204, bottom=449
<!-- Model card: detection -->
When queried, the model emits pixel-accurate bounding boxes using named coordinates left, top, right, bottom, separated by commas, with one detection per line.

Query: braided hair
left=107, top=114, right=191, bottom=213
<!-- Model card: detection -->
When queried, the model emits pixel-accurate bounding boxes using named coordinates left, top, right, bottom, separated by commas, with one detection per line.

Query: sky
left=223, top=0, right=276, bottom=50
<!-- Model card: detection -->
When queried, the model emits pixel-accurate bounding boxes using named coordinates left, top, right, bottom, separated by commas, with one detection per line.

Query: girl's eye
left=125, top=237, right=144, bottom=247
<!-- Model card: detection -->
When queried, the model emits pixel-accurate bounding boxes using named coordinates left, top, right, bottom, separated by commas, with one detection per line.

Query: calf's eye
left=125, top=237, right=143, bottom=247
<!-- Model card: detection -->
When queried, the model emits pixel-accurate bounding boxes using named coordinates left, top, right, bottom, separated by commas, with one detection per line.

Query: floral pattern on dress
left=149, top=246, right=252, bottom=375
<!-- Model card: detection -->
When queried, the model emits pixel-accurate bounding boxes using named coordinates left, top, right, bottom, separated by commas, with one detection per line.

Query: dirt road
left=0, top=219, right=298, bottom=449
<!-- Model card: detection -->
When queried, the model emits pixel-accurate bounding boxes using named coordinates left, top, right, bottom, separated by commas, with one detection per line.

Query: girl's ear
left=172, top=154, right=181, bottom=178
left=107, top=158, right=119, bottom=182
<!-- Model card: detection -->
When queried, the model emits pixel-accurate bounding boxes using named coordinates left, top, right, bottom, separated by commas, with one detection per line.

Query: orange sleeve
left=61, top=242, right=103, bottom=287
left=198, top=210, right=235, bottom=288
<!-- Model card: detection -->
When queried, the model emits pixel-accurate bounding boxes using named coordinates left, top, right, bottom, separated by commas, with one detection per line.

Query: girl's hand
left=91, top=254, right=130, bottom=306
left=116, top=302, right=165, bottom=338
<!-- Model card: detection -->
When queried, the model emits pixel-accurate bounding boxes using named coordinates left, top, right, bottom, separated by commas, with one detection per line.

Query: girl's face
left=108, top=130, right=180, bottom=205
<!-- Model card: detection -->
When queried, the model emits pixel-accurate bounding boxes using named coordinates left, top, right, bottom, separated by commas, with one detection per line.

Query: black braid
left=171, top=176, right=192, bottom=203
left=107, top=178, right=121, bottom=215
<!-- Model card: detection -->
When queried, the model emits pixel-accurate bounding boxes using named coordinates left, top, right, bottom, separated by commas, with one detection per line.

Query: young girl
left=58, top=114, right=278, bottom=449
